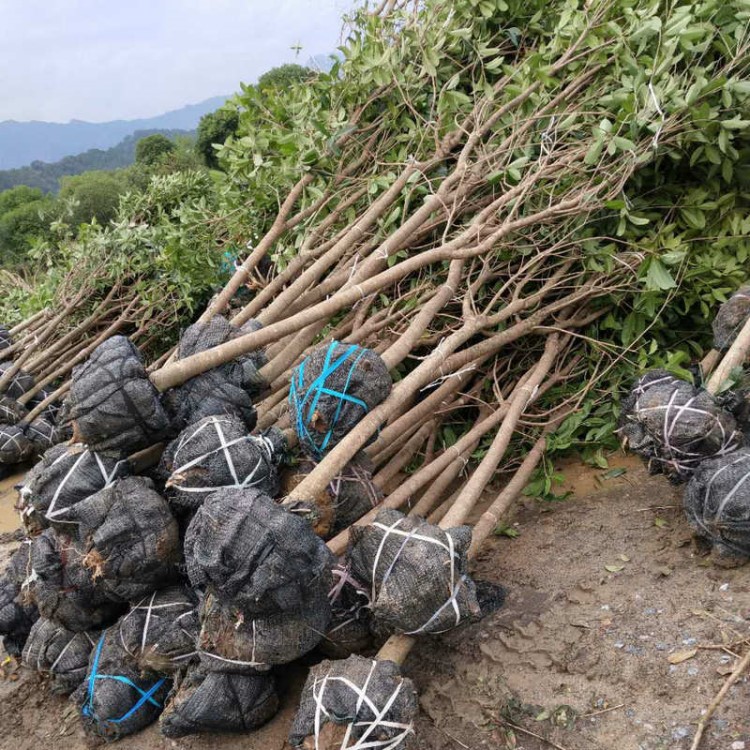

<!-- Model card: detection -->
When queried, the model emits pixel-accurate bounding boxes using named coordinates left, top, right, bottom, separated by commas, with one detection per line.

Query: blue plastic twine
left=82, top=634, right=166, bottom=727
left=290, top=341, right=370, bottom=457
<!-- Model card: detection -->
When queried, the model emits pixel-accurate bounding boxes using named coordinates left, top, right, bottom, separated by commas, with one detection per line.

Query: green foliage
left=0, top=186, right=55, bottom=268
left=58, top=170, right=128, bottom=227
left=257, top=63, right=311, bottom=90
left=135, top=134, right=177, bottom=166
left=196, top=107, right=240, bottom=169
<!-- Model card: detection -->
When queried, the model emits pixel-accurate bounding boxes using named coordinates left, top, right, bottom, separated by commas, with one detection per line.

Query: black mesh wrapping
left=284, top=452, right=382, bottom=538
left=63, top=476, right=181, bottom=602
left=289, top=342, right=392, bottom=458
left=0, top=362, right=34, bottom=399
left=0, top=326, right=12, bottom=351
left=348, top=509, right=480, bottom=636
left=320, top=562, right=373, bottom=659
left=18, top=443, right=130, bottom=534
left=114, top=586, right=199, bottom=674
left=0, top=395, right=26, bottom=425
left=684, top=448, right=750, bottom=562
left=23, top=417, right=63, bottom=455
left=73, top=629, right=171, bottom=741
left=0, top=542, right=39, bottom=656
left=289, top=655, right=418, bottom=749
left=0, top=424, right=34, bottom=464
left=160, top=666, right=278, bottom=737
left=162, top=316, right=267, bottom=432
left=619, top=370, right=742, bottom=481
left=159, top=416, right=285, bottom=515
left=196, top=585, right=331, bottom=672
left=26, top=529, right=124, bottom=631
left=184, top=487, right=334, bottom=614
left=69, top=335, right=172, bottom=454
left=713, top=286, right=750, bottom=352
left=22, top=618, right=98, bottom=694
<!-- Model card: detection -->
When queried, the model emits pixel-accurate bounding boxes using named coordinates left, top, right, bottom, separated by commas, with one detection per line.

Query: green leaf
left=645, top=259, right=676, bottom=291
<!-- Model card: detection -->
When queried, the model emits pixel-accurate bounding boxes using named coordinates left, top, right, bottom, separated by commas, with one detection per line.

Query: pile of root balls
left=621, top=286, right=750, bottom=567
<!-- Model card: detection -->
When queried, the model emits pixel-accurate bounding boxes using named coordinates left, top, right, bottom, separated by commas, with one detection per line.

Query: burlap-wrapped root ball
left=619, top=370, right=742, bottom=481
left=26, top=529, right=124, bottom=631
left=348, top=509, right=481, bottom=636
left=713, top=286, right=750, bottom=352
left=0, top=395, right=26, bottom=425
left=289, top=655, right=417, bottom=749
left=69, top=335, right=171, bottom=454
left=22, top=618, right=98, bottom=693
left=162, top=316, right=267, bottom=432
left=320, top=562, right=373, bottom=659
left=74, top=630, right=171, bottom=741
left=23, top=417, right=64, bottom=455
left=64, top=476, right=180, bottom=602
left=197, top=584, right=331, bottom=673
left=0, top=362, right=34, bottom=399
left=17, top=443, right=130, bottom=534
left=0, top=326, right=12, bottom=351
left=289, top=341, right=391, bottom=458
left=160, top=666, right=278, bottom=738
left=160, top=415, right=285, bottom=515
left=0, top=541, right=39, bottom=656
left=684, top=448, right=750, bottom=566
left=115, top=586, right=199, bottom=674
left=185, top=487, right=334, bottom=613
left=0, top=424, right=34, bottom=465
left=282, top=452, right=382, bottom=538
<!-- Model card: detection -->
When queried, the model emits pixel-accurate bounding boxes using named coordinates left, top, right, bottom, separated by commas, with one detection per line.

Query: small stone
left=730, top=741, right=745, bottom=750
left=687, top=666, right=699, bottom=676
left=672, top=727, right=690, bottom=740
left=720, top=582, right=730, bottom=591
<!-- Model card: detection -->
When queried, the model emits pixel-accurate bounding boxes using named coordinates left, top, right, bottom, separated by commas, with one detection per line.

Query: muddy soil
left=1, top=453, right=748, bottom=750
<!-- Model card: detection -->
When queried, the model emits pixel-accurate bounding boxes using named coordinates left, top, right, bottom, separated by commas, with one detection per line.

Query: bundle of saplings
left=162, top=316, right=266, bottom=432
left=160, top=415, right=285, bottom=514
left=74, top=629, right=171, bottom=740
left=185, top=488, right=334, bottom=669
left=347, top=508, right=481, bottom=636
left=0, top=542, right=38, bottom=656
left=64, top=476, right=181, bottom=602
left=282, top=452, right=382, bottom=538
left=26, top=529, right=124, bottom=631
left=22, top=618, right=98, bottom=693
left=289, top=342, right=392, bottom=458
left=18, top=443, right=130, bottom=534
left=68, top=335, right=172, bottom=454
left=683, top=448, right=750, bottom=566
left=115, top=586, right=199, bottom=674
left=289, top=655, right=418, bottom=749
left=160, top=666, right=279, bottom=738
left=713, top=287, right=750, bottom=352
left=0, top=361, right=34, bottom=400
left=0, top=425, right=34, bottom=465
left=619, top=370, right=742, bottom=481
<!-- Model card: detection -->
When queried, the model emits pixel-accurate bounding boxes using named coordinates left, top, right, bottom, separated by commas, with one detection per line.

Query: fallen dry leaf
left=668, top=648, right=697, bottom=664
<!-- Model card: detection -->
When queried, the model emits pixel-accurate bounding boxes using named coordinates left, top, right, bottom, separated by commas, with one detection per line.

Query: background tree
left=58, top=171, right=127, bottom=227
left=257, top=63, right=310, bottom=90
left=0, top=186, right=54, bottom=267
left=135, top=133, right=177, bottom=166
left=196, top=108, right=240, bottom=169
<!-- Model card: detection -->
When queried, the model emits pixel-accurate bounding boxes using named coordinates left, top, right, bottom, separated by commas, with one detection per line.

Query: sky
left=0, top=0, right=353, bottom=123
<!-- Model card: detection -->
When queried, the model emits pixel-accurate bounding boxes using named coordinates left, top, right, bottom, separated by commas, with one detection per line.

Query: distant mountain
left=0, top=96, right=227, bottom=170
left=0, top=129, right=193, bottom=194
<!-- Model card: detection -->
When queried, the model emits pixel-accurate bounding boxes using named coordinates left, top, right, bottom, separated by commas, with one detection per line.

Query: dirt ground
left=1, top=453, right=749, bottom=750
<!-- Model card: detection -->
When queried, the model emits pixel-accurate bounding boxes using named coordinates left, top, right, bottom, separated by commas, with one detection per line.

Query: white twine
left=369, top=518, right=463, bottom=635
left=311, top=660, right=414, bottom=750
